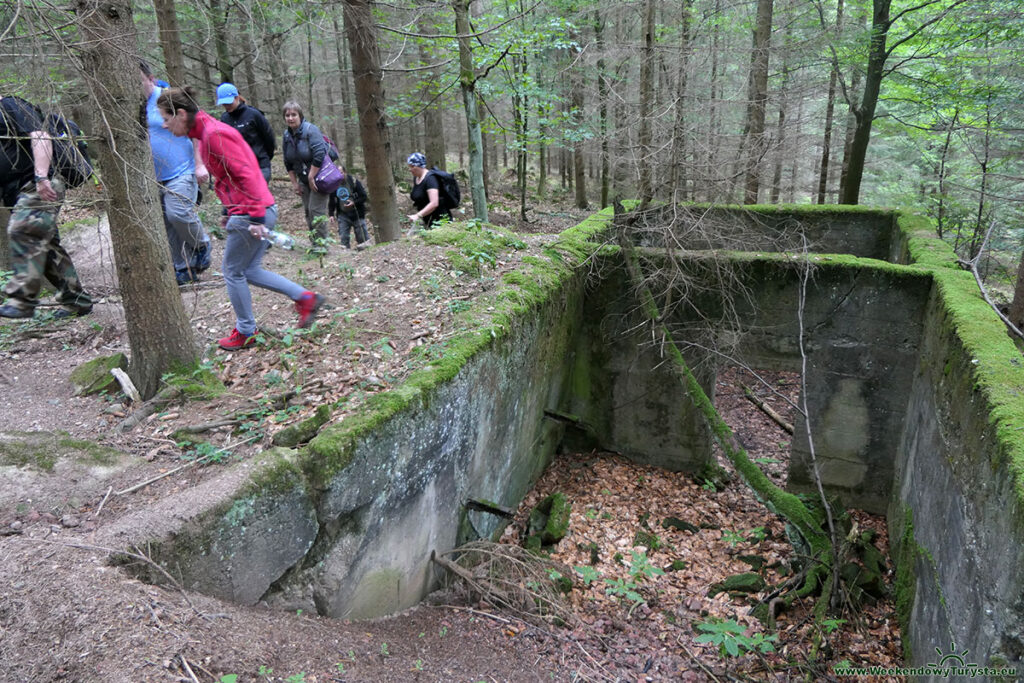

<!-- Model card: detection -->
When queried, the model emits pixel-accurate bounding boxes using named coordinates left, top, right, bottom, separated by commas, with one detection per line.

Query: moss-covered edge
left=300, top=207, right=621, bottom=488
left=895, top=211, right=1024, bottom=508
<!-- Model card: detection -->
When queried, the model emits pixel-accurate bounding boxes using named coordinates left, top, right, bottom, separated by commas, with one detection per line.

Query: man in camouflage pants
left=0, top=95, right=92, bottom=319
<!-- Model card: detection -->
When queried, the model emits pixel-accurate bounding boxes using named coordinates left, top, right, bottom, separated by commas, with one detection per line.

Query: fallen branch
left=959, top=219, right=1024, bottom=342
left=742, top=383, right=794, bottom=434
left=172, top=418, right=242, bottom=435
left=115, top=434, right=259, bottom=495
left=116, top=386, right=184, bottom=433
left=94, top=486, right=113, bottom=517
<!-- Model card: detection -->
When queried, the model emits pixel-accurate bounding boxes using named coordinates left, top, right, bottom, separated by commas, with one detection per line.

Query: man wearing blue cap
left=217, top=83, right=276, bottom=183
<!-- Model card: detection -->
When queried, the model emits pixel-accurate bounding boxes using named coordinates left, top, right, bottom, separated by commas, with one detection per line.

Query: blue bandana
left=406, top=152, right=426, bottom=167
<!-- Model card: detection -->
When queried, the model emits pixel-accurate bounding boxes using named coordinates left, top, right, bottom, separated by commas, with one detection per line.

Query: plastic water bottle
left=264, top=230, right=295, bottom=250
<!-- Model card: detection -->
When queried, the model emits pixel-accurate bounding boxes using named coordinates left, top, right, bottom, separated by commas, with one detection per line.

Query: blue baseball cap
left=216, top=83, right=239, bottom=105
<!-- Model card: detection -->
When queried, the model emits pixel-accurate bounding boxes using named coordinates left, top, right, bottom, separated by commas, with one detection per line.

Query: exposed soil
left=0, top=179, right=901, bottom=681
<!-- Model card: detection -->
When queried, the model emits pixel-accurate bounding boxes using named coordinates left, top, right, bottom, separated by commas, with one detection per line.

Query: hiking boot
left=0, top=304, right=33, bottom=319
left=176, top=268, right=197, bottom=286
left=218, top=328, right=259, bottom=350
left=355, top=243, right=367, bottom=251
left=191, top=242, right=212, bottom=273
left=53, top=305, right=93, bottom=319
left=295, top=291, right=325, bottom=329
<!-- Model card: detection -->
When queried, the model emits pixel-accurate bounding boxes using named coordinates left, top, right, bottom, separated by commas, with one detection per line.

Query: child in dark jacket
left=328, top=168, right=369, bottom=250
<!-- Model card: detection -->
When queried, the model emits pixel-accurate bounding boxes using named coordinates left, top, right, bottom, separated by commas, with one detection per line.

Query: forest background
left=1, top=0, right=1023, bottom=373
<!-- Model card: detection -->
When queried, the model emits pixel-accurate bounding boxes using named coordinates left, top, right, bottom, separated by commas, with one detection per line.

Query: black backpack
left=429, top=166, right=461, bottom=209
left=45, top=113, right=93, bottom=188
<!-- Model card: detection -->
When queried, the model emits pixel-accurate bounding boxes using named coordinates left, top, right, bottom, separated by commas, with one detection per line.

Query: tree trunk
left=669, top=0, right=693, bottom=202
left=636, top=0, right=655, bottom=207
left=266, top=32, right=288, bottom=123
left=571, top=42, right=587, bottom=210
left=454, top=0, right=488, bottom=223
left=840, top=0, right=890, bottom=205
left=208, top=0, right=233, bottom=84
left=331, top=13, right=357, bottom=171
left=1008, top=250, right=1024, bottom=329
left=343, top=0, right=400, bottom=242
left=74, top=0, right=198, bottom=399
left=742, top=0, right=774, bottom=204
left=594, top=9, right=609, bottom=208
left=415, top=16, right=446, bottom=171
left=152, top=0, right=186, bottom=86
left=816, top=0, right=845, bottom=204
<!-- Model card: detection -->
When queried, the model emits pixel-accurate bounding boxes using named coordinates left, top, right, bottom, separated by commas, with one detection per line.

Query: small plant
left=721, top=529, right=746, bottom=547
left=257, top=665, right=273, bottom=676
left=702, top=479, right=717, bottom=492
left=585, top=507, right=598, bottom=520
left=574, top=565, right=601, bottom=586
left=448, top=299, right=471, bottom=314
left=219, top=676, right=238, bottom=683
left=822, top=618, right=847, bottom=634
left=379, top=642, right=390, bottom=657
left=628, top=551, right=665, bottom=581
left=439, top=626, right=449, bottom=638
left=285, top=673, right=306, bottom=683
left=604, top=577, right=644, bottom=606
left=694, top=618, right=778, bottom=657
left=413, top=659, right=424, bottom=671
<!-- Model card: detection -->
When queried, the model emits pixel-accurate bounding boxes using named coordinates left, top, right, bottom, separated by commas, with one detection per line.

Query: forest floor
left=0, top=174, right=902, bottom=681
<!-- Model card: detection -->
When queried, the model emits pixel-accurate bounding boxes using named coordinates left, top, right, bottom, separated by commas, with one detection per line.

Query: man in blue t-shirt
left=140, top=62, right=211, bottom=285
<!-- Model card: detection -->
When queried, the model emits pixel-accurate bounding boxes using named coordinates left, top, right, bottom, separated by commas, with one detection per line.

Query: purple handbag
left=314, top=156, right=344, bottom=194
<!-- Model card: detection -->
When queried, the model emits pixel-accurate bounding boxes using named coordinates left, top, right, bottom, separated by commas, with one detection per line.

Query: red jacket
left=188, top=110, right=274, bottom=218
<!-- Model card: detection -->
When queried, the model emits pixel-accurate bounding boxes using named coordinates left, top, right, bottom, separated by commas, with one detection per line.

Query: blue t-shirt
left=146, top=86, right=195, bottom=182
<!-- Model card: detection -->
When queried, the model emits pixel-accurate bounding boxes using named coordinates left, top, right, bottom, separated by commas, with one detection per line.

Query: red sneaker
left=295, top=291, right=325, bottom=329
left=218, top=328, right=259, bottom=350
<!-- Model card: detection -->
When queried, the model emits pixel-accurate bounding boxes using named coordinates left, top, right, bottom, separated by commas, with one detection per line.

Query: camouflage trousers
left=4, top=178, right=92, bottom=312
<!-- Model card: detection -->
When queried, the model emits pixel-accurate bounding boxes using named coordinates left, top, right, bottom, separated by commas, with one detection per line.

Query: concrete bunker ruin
left=101, top=206, right=1024, bottom=672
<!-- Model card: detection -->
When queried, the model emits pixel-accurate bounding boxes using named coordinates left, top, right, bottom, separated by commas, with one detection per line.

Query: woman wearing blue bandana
left=406, top=152, right=450, bottom=230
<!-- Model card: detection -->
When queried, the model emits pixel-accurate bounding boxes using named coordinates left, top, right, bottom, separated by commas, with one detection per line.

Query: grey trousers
left=222, top=206, right=306, bottom=336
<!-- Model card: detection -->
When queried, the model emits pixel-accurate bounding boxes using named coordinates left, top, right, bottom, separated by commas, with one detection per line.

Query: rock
left=271, top=404, right=332, bottom=448
left=661, top=517, right=699, bottom=533
left=707, top=572, right=766, bottom=597
left=10, top=520, right=22, bottom=531
left=69, top=353, right=128, bottom=397
left=525, top=492, right=571, bottom=547
left=61, top=514, right=80, bottom=528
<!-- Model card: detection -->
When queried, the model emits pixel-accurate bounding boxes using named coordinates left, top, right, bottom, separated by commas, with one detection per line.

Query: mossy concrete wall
left=563, top=259, right=714, bottom=471
left=886, top=214, right=1024, bottom=671
left=108, top=211, right=644, bottom=620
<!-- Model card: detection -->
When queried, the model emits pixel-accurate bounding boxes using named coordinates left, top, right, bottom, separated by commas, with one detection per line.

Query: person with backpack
left=405, top=152, right=452, bottom=231
left=0, top=95, right=93, bottom=320
left=157, top=87, right=325, bottom=350
left=281, top=101, right=334, bottom=246
left=140, top=61, right=212, bottom=285
left=327, top=166, right=369, bottom=250
left=216, top=83, right=275, bottom=183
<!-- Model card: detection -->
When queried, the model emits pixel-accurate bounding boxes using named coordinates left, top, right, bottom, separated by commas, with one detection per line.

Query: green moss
left=56, top=437, right=121, bottom=466
left=271, top=404, right=332, bottom=448
left=527, top=492, right=571, bottom=545
left=892, top=507, right=919, bottom=661
left=162, top=360, right=226, bottom=400
left=0, top=431, right=122, bottom=471
left=69, top=353, right=127, bottom=396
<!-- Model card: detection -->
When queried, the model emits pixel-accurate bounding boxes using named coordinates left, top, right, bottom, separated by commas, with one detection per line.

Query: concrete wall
left=886, top=216, right=1024, bottom=673
left=634, top=205, right=895, bottom=260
